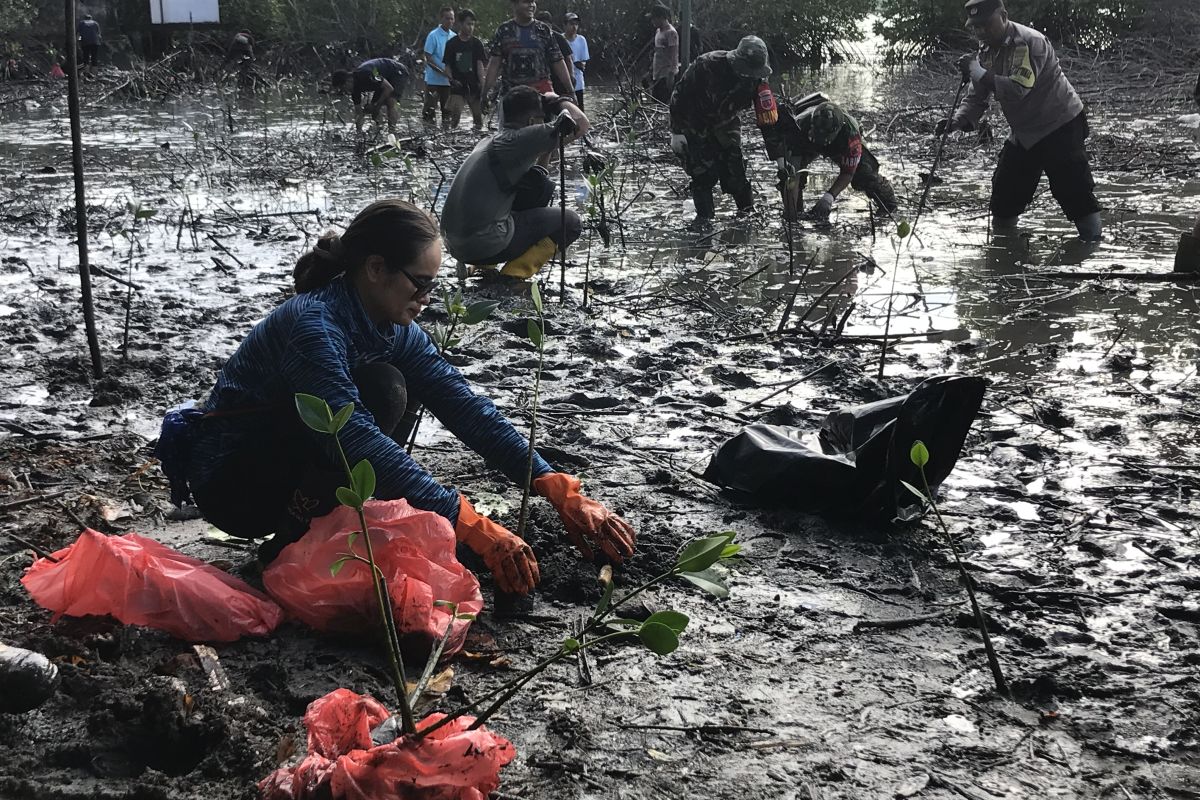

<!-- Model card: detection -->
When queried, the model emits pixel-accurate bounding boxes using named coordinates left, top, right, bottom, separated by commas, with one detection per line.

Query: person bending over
left=332, top=58, right=410, bottom=134
left=171, top=199, right=633, bottom=594
left=441, top=86, right=588, bottom=278
left=764, top=99, right=899, bottom=221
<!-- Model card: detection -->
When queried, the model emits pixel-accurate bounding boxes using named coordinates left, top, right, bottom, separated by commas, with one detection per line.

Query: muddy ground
left=1, top=51, right=1199, bottom=800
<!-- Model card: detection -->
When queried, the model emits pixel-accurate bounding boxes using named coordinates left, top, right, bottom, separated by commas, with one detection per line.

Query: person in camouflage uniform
left=669, top=36, right=776, bottom=229
left=763, top=99, right=899, bottom=221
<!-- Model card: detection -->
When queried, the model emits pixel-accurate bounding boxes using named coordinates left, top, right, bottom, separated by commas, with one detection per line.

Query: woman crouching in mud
left=177, top=199, right=634, bottom=594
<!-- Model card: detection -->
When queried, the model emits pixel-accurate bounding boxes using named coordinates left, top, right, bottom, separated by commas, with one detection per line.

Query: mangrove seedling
left=294, top=392, right=418, bottom=734
left=903, top=440, right=1010, bottom=697
left=404, top=288, right=498, bottom=453
left=516, top=280, right=546, bottom=539
left=414, top=529, right=743, bottom=738
left=119, top=200, right=156, bottom=361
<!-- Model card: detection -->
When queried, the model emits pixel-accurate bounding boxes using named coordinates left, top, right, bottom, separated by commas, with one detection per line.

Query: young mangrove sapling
left=516, top=280, right=546, bottom=539
left=903, top=440, right=1010, bottom=697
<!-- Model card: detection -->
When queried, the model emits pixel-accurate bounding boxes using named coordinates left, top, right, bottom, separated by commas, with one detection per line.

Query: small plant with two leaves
left=119, top=200, right=157, bottom=361
left=904, top=440, right=1009, bottom=697
left=413, top=529, right=742, bottom=739
left=515, top=281, right=546, bottom=539
left=294, top=391, right=742, bottom=744
left=403, top=288, right=498, bottom=453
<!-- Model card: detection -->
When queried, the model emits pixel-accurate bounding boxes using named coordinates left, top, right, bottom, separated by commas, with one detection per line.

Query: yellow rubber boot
left=500, top=237, right=557, bottom=279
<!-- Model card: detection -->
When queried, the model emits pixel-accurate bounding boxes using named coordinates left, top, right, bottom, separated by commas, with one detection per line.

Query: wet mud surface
left=1, top=57, right=1199, bottom=799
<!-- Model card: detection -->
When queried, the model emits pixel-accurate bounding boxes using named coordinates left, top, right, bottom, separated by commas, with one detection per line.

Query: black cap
left=965, top=0, right=1003, bottom=23
left=564, top=12, right=580, bottom=22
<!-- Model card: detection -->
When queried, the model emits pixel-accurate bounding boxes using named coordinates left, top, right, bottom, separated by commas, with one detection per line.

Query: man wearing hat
left=764, top=99, right=899, bottom=221
left=938, top=0, right=1101, bottom=241
left=563, top=13, right=589, bottom=110
left=669, top=35, right=778, bottom=230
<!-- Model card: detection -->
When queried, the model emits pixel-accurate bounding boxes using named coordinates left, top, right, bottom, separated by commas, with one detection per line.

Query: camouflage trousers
left=786, top=145, right=898, bottom=213
left=680, top=123, right=754, bottom=214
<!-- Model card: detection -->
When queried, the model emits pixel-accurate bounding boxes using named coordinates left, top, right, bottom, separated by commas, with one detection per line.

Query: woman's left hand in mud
left=533, top=472, right=637, bottom=563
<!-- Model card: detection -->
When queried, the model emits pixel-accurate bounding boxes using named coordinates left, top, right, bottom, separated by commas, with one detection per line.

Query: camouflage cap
left=798, top=103, right=842, bottom=146
left=965, top=0, right=1004, bottom=24
left=728, top=36, right=771, bottom=80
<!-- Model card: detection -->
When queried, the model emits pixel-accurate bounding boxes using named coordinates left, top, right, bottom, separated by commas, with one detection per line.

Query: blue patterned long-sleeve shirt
left=187, top=276, right=551, bottom=523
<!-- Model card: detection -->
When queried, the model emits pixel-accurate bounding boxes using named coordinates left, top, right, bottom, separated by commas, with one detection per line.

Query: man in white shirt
left=564, top=13, right=590, bottom=110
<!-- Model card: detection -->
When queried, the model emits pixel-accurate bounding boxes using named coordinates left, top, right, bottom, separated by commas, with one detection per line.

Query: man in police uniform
left=937, top=0, right=1101, bottom=241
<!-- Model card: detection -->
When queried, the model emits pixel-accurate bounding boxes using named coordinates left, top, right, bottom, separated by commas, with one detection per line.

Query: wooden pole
left=65, top=0, right=103, bottom=378
left=680, top=0, right=692, bottom=68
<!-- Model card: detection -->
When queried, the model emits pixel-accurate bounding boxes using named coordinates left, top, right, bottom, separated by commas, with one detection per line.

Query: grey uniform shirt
left=953, top=21, right=1084, bottom=149
left=441, top=123, right=559, bottom=263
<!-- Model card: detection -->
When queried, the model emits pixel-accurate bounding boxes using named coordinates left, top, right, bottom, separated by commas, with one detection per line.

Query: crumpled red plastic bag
left=262, top=500, right=482, bottom=657
left=21, top=528, right=283, bottom=642
left=258, top=688, right=515, bottom=800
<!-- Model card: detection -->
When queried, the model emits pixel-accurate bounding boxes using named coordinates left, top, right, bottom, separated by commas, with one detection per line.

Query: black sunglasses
left=395, top=265, right=439, bottom=300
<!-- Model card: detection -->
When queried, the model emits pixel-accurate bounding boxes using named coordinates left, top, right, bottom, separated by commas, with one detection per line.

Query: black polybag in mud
left=702, top=375, right=985, bottom=520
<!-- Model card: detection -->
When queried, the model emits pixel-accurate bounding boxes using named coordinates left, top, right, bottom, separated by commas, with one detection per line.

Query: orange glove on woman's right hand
left=455, top=494, right=540, bottom=595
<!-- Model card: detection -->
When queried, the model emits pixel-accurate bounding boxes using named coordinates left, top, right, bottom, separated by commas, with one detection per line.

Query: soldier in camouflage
left=669, top=36, right=777, bottom=230
left=763, top=99, right=899, bottom=222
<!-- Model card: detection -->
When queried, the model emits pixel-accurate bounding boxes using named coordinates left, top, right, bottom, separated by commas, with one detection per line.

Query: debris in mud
left=0, top=643, right=59, bottom=713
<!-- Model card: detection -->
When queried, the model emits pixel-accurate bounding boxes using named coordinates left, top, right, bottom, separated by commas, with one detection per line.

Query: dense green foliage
left=875, top=0, right=1147, bottom=51
left=0, top=0, right=1165, bottom=60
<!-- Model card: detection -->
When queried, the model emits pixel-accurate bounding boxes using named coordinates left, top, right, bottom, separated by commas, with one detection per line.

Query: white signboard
left=149, top=0, right=220, bottom=24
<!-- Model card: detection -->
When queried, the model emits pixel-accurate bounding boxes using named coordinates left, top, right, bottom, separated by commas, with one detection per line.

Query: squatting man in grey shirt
left=937, top=0, right=1102, bottom=241
left=441, top=87, right=589, bottom=279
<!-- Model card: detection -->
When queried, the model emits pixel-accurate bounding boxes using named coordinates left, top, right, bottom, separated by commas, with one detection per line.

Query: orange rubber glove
left=533, top=472, right=636, bottom=563
left=455, top=494, right=540, bottom=595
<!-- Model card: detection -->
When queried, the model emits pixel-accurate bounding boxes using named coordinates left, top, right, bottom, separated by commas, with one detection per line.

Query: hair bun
left=318, top=235, right=345, bottom=260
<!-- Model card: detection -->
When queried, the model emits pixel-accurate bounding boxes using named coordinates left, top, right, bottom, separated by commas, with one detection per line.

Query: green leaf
left=346, top=531, right=359, bottom=551
left=645, top=610, right=689, bottom=634
left=336, top=486, right=363, bottom=509
left=530, top=281, right=543, bottom=314
left=136, top=208, right=157, bottom=220
left=126, top=200, right=138, bottom=215
left=910, top=440, right=930, bottom=468
left=370, top=153, right=383, bottom=168
left=675, top=532, right=736, bottom=573
left=638, top=622, right=679, bottom=655
left=331, top=402, right=354, bottom=433
left=678, top=569, right=729, bottom=598
left=295, top=393, right=333, bottom=433
left=351, top=459, right=376, bottom=500
left=462, top=300, right=499, bottom=325
left=563, top=637, right=581, bottom=654
left=455, top=612, right=477, bottom=621
left=329, top=556, right=349, bottom=577
left=897, top=219, right=911, bottom=238
left=900, top=480, right=928, bottom=504
left=527, top=318, right=543, bottom=348
left=720, top=543, right=742, bottom=560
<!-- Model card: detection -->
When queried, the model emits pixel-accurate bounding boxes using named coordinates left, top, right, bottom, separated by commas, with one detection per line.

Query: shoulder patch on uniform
left=1009, top=44, right=1035, bottom=89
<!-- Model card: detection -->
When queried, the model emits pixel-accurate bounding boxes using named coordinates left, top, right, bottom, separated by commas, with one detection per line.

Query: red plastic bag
left=21, top=528, right=283, bottom=642
left=262, top=500, right=482, bottom=657
left=259, top=688, right=515, bottom=800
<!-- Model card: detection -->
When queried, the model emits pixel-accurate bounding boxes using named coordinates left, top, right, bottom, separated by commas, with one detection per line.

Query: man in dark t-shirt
left=535, top=10, right=574, bottom=97
left=331, top=58, right=410, bottom=133
left=444, top=8, right=487, bottom=130
left=482, top=0, right=573, bottom=109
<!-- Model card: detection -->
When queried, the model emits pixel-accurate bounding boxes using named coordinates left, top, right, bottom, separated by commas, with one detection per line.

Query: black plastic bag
left=702, top=375, right=985, bottom=520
